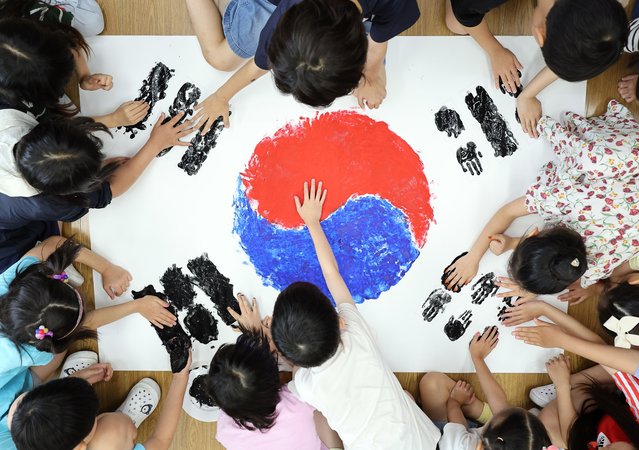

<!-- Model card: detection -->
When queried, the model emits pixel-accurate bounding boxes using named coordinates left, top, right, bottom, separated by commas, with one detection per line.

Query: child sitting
left=269, top=180, right=441, bottom=449
left=185, top=0, right=419, bottom=130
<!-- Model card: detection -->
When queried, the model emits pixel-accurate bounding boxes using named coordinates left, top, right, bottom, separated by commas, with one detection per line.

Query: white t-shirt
left=290, top=303, right=441, bottom=450
left=0, top=109, right=39, bottom=197
left=438, top=423, right=484, bottom=450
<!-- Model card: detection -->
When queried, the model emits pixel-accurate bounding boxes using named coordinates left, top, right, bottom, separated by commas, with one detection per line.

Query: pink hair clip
left=543, top=446, right=562, bottom=450
left=51, top=272, right=69, bottom=283
left=35, top=325, right=53, bottom=340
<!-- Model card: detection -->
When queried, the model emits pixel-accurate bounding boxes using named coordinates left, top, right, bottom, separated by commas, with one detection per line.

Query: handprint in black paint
left=497, top=296, right=518, bottom=322
left=456, top=142, right=483, bottom=176
left=444, top=310, right=473, bottom=341
left=441, top=251, right=468, bottom=293
left=421, top=288, right=452, bottom=322
left=435, top=106, right=465, bottom=138
left=160, top=265, right=196, bottom=311
left=178, top=113, right=229, bottom=176
left=499, top=70, right=523, bottom=98
left=471, top=272, right=499, bottom=305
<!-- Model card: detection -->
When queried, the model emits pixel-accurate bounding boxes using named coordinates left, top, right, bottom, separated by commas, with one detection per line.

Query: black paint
left=435, top=106, right=465, bottom=138
left=444, top=310, right=473, bottom=341
left=157, top=82, right=202, bottom=157
left=160, top=265, right=196, bottom=311
left=187, top=253, right=240, bottom=325
left=184, top=304, right=219, bottom=344
left=498, top=70, right=523, bottom=98
left=178, top=114, right=228, bottom=176
left=189, top=374, right=216, bottom=408
left=421, top=288, right=452, bottom=322
left=132, top=285, right=192, bottom=373
left=465, top=86, right=518, bottom=158
left=121, top=62, right=175, bottom=139
left=456, top=142, right=483, bottom=176
left=471, top=272, right=499, bottom=305
left=441, top=251, right=468, bottom=293
left=497, top=296, right=519, bottom=322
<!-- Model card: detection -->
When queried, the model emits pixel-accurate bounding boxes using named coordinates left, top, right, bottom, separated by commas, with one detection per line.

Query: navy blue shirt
left=255, top=0, right=420, bottom=69
left=450, top=0, right=508, bottom=28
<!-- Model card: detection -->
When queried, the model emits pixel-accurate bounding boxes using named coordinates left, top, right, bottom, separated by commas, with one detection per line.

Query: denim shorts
left=222, top=0, right=277, bottom=59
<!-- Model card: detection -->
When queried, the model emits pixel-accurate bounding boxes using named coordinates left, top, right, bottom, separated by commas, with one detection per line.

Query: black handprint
left=471, top=272, right=499, bottom=305
left=456, top=142, right=483, bottom=176
left=421, top=288, right=452, bottom=322
left=444, top=310, right=473, bottom=341
left=497, top=295, right=518, bottom=322
left=160, top=265, right=196, bottom=311
left=435, top=106, right=465, bottom=138
left=465, top=86, right=518, bottom=157
left=498, top=70, right=523, bottom=98
left=441, top=251, right=468, bottom=293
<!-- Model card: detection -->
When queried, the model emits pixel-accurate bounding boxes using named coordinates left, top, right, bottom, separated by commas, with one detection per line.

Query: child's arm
left=109, top=113, right=193, bottom=198
left=446, top=397, right=468, bottom=427
left=294, top=179, right=355, bottom=306
left=516, top=66, right=559, bottom=139
left=92, top=101, right=150, bottom=129
left=442, top=196, right=529, bottom=291
left=469, top=326, right=509, bottom=414
left=193, top=60, right=268, bottom=131
left=83, top=295, right=177, bottom=330
left=546, top=355, right=575, bottom=448
left=354, top=39, right=388, bottom=110
left=143, top=351, right=192, bottom=450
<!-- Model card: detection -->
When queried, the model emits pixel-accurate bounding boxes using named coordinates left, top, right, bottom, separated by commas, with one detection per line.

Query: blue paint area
left=233, top=180, right=420, bottom=303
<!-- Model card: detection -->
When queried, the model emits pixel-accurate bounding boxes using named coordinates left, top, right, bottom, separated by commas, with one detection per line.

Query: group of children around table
left=0, top=0, right=638, bottom=449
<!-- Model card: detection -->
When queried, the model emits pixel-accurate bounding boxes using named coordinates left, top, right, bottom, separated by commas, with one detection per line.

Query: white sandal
left=117, top=378, right=161, bottom=428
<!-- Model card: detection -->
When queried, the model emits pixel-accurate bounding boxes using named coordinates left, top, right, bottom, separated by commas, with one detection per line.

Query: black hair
left=10, top=377, right=99, bottom=450
left=509, top=226, right=587, bottom=295
left=271, top=281, right=340, bottom=368
left=599, top=282, right=639, bottom=334
left=481, top=408, right=551, bottom=450
left=0, top=17, right=88, bottom=115
left=14, top=116, right=118, bottom=204
left=543, top=0, right=627, bottom=82
left=206, top=328, right=281, bottom=431
left=0, top=239, right=96, bottom=355
left=569, top=378, right=639, bottom=449
left=267, top=0, right=367, bottom=107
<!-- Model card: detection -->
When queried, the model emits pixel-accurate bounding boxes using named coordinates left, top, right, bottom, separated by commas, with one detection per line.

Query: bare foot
left=618, top=74, right=638, bottom=103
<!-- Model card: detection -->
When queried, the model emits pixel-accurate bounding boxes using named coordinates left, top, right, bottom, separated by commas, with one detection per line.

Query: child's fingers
left=310, top=178, right=316, bottom=198
left=317, top=181, right=323, bottom=199
left=222, top=111, right=230, bottom=128
left=357, top=95, right=366, bottom=110
left=320, top=188, right=327, bottom=204
left=294, top=195, right=302, bottom=211
left=303, top=181, right=309, bottom=201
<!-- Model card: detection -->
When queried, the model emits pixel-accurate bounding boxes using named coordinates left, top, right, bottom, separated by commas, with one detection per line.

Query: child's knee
left=202, top=47, right=240, bottom=72
left=71, top=0, right=105, bottom=36
left=419, top=372, right=454, bottom=396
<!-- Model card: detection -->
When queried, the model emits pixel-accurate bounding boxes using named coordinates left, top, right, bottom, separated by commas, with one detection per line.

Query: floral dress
left=525, top=100, right=639, bottom=287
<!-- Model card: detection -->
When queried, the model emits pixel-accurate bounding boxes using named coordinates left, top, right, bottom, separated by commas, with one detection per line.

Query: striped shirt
left=625, top=18, right=639, bottom=53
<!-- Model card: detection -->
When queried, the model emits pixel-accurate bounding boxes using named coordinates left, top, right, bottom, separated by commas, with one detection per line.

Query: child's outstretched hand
left=137, top=295, right=178, bottom=329
left=450, top=380, right=477, bottom=406
left=516, top=95, right=542, bottom=138
left=501, top=297, right=546, bottom=327
left=193, top=91, right=231, bottom=131
left=495, top=276, right=534, bottom=301
left=101, top=263, right=132, bottom=300
left=441, top=252, right=479, bottom=292
left=490, top=47, right=523, bottom=95
left=513, top=319, right=564, bottom=348
left=228, top=293, right=263, bottom=332
left=146, top=113, right=194, bottom=154
left=469, top=326, right=499, bottom=360
left=294, top=179, right=327, bottom=225
left=80, top=73, right=113, bottom=91
left=110, top=100, right=150, bottom=128
left=545, top=354, right=571, bottom=390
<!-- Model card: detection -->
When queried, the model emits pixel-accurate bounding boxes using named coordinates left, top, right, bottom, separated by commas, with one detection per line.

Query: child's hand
left=450, top=380, right=476, bottom=406
left=174, top=350, right=193, bottom=380
left=469, top=326, right=499, bottom=360
left=193, top=91, right=231, bottom=131
left=146, top=113, right=194, bottom=154
left=101, top=263, right=132, bottom=300
left=501, top=297, right=546, bottom=327
left=545, top=354, right=571, bottom=390
left=353, top=69, right=387, bottom=110
left=490, top=47, right=523, bottom=94
left=110, top=100, right=150, bottom=127
left=137, top=295, right=178, bottom=329
left=488, top=234, right=517, bottom=256
left=516, top=95, right=542, bottom=138
left=70, top=363, right=114, bottom=385
left=513, top=319, right=565, bottom=348
left=228, top=293, right=262, bottom=332
left=441, top=252, right=479, bottom=292
left=557, top=280, right=600, bottom=305
left=495, top=276, right=534, bottom=300
left=80, top=73, right=113, bottom=91
left=294, top=179, right=327, bottom=225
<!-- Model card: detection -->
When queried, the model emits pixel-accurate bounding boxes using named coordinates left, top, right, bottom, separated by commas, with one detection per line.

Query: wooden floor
left=62, top=0, right=638, bottom=447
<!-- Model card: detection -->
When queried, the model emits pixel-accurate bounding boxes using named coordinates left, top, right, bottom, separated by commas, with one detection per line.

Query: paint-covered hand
left=174, top=350, right=193, bottom=380
left=228, top=293, right=262, bottom=332
left=545, top=354, right=571, bottom=390
left=449, top=380, right=477, bottom=406
left=353, top=69, right=387, bottom=110
left=101, top=263, right=132, bottom=300
left=146, top=112, right=194, bottom=154
left=501, top=297, right=546, bottom=326
left=69, top=363, right=114, bottom=385
left=441, top=251, right=478, bottom=292
left=469, top=325, right=499, bottom=360
left=294, top=179, right=327, bottom=225
left=557, top=279, right=601, bottom=305
left=513, top=318, right=565, bottom=348
left=109, top=100, right=150, bottom=127
left=80, top=73, right=113, bottom=91
left=193, top=91, right=231, bottom=132
left=516, top=95, right=542, bottom=138
left=137, top=295, right=178, bottom=329
left=490, top=47, right=522, bottom=95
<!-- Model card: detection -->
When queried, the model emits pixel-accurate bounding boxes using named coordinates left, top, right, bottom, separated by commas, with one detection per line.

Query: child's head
left=267, top=0, right=368, bottom=107
left=0, top=239, right=96, bottom=354
left=542, top=0, right=627, bottom=82
left=271, top=281, right=340, bottom=368
left=14, top=117, right=115, bottom=198
left=480, top=407, right=551, bottom=450
left=8, top=377, right=99, bottom=450
left=206, top=328, right=281, bottom=431
left=508, top=226, right=587, bottom=294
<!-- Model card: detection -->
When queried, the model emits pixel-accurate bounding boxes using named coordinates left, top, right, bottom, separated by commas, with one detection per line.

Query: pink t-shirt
left=216, top=386, right=327, bottom=450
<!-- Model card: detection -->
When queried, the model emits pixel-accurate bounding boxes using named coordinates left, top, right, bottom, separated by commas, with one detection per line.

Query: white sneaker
left=529, top=383, right=557, bottom=407
left=65, top=264, right=85, bottom=287
left=59, top=351, right=98, bottom=378
left=117, top=378, right=161, bottom=428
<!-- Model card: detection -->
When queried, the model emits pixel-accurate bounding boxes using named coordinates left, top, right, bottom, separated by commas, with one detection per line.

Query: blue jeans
left=222, top=0, right=277, bottom=58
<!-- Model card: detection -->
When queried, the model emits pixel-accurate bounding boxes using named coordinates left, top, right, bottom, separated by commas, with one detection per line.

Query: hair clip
left=603, top=316, right=639, bottom=348
left=35, top=325, right=53, bottom=340
left=543, top=446, right=562, bottom=450
left=570, top=258, right=580, bottom=267
left=51, top=272, right=69, bottom=283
